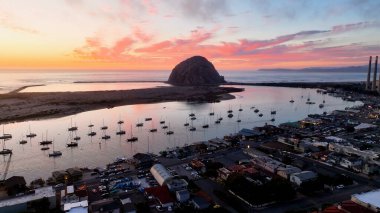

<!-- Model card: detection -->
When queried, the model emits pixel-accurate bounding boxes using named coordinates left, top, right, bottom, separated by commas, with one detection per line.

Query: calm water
left=0, top=70, right=366, bottom=93
left=0, top=85, right=360, bottom=182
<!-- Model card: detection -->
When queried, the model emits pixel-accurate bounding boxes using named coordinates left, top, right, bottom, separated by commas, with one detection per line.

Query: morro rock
left=168, top=56, right=226, bottom=85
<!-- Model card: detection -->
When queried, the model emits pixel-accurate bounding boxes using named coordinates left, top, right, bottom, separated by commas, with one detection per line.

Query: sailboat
left=0, top=125, right=12, bottom=140
left=184, top=118, right=189, bottom=126
left=67, top=130, right=78, bottom=147
left=270, top=109, right=277, bottom=115
left=49, top=140, right=62, bottom=157
left=239, top=104, right=243, bottom=111
left=136, top=119, right=143, bottom=127
left=149, top=122, right=157, bottom=132
left=101, top=120, right=108, bottom=130
left=166, top=123, right=174, bottom=135
left=215, top=114, right=221, bottom=124
left=227, top=105, right=233, bottom=113
left=19, top=135, right=27, bottom=144
left=189, top=120, right=196, bottom=131
left=159, top=116, right=165, bottom=124
left=26, top=125, right=37, bottom=138
left=127, top=125, right=138, bottom=142
left=68, top=118, right=78, bottom=131
left=0, top=127, right=12, bottom=155
left=40, top=131, right=53, bottom=145
left=88, top=123, right=96, bottom=136
left=116, top=120, right=126, bottom=135
left=289, top=97, right=295, bottom=103
left=73, top=130, right=81, bottom=141
left=209, top=108, right=215, bottom=116
left=236, top=113, right=241, bottom=123
left=202, top=118, right=209, bottom=128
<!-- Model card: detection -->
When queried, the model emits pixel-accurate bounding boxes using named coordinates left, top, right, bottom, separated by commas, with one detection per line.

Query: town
left=0, top=82, right=379, bottom=213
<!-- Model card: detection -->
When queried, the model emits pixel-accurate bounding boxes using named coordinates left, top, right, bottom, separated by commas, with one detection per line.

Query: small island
left=168, top=56, right=226, bottom=85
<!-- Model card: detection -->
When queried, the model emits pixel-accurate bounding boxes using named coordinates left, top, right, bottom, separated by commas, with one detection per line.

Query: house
left=276, top=166, right=302, bottom=179
left=362, top=162, right=380, bottom=175
left=351, top=189, right=380, bottom=212
left=66, top=167, right=83, bottom=181
left=176, top=190, right=190, bottom=203
left=0, top=186, right=56, bottom=213
left=133, top=153, right=154, bottom=169
left=5, top=176, right=27, bottom=196
left=217, top=168, right=231, bottom=181
left=339, top=157, right=362, bottom=169
left=290, top=171, right=318, bottom=186
left=89, top=198, right=121, bottom=213
left=190, top=196, right=210, bottom=210
left=144, top=186, right=175, bottom=208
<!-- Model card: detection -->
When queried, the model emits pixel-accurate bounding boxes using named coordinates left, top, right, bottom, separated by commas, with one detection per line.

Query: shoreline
left=0, top=86, right=243, bottom=124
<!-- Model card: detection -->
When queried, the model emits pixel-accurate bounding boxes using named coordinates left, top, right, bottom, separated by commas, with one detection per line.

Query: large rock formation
left=168, top=56, right=226, bottom=85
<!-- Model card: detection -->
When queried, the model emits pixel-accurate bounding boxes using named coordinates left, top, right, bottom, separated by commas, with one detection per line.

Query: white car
left=336, top=185, right=344, bottom=189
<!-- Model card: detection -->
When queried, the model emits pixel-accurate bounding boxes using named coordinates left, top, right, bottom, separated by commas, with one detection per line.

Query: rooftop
left=0, top=186, right=55, bottom=207
left=352, top=188, right=380, bottom=210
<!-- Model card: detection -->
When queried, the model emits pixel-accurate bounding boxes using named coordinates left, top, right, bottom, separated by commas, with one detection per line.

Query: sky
left=0, top=0, right=380, bottom=71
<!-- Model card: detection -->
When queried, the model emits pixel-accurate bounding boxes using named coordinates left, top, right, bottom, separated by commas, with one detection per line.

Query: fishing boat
left=270, top=110, right=276, bottom=115
left=215, top=120, right=221, bottom=124
left=189, top=113, right=195, bottom=117
left=258, top=113, right=263, bottom=117
left=127, top=125, right=138, bottom=142
left=228, top=113, right=233, bottom=118
left=190, top=117, right=196, bottom=120
left=189, top=127, right=196, bottom=131
left=254, top=109, right=259, bottom=113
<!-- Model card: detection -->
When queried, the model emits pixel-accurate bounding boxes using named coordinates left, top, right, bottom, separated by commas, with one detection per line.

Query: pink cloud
left=73, top=24, right=380, bottom=69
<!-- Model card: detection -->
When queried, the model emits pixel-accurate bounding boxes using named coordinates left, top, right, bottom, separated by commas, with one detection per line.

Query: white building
left=289, top=171, right=317, bottom=186
left=0, top=186, right=56, bottom=213
left=150, top=164, right=173, bottom=186
left=276, top=166, right=302, bottom=179
left=352, top=189, right=380, bottom=212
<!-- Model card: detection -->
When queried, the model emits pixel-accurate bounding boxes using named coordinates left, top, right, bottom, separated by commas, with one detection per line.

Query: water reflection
left=0, top=85, right=360, bottom=182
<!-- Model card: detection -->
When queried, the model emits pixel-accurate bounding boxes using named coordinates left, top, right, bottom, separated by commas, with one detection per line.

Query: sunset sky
left=0, top=0, right=379, bottom=71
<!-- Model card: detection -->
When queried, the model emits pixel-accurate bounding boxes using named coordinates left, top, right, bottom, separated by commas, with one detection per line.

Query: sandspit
left=0, top=86, right=243, bottom=124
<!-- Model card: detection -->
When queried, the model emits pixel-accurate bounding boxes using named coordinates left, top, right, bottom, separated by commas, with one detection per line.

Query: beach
left=0, top=86, right=243, bottom=124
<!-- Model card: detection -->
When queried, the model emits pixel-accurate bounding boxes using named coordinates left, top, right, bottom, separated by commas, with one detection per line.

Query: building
left=63, top=200, right=88, bottom=213
left=190, top=196, right=210, bottom=210
left=145, top=186, right=175, bottom=208
left=150, top=164, right=173, bottom=186
left=89, top=198, right=121, bottom=213
left=133, top=153, right=154, bottom=169
left=4, top=176, right=27, bottom=196
left=0, top=186, right=56, bottom=213
left=176, top=190, right=190, bottom=203
left=150, top=164, right=188, bottom=192
left=352, top=189, right=380, bottom=212
left=251, top=156, right=285, bottom=174
left=289, top=171, right=318, bottom=186
left=217, top=167, right=231, bottom=181
left=166, top=179, right=188, bottom=192
left=276, top=166, right=302, bottom=179
left=339, top=157, right=362, bottom=169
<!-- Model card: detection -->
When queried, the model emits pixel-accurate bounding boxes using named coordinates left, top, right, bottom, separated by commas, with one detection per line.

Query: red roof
left=322, top=206, right=344, bottom=213
left=340, top=200, right=374, bottom=213
left=145, top=186, right=175, bottom=205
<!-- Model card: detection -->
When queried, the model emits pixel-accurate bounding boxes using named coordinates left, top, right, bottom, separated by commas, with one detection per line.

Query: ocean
left=0, top=70, right=366, bottom=93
